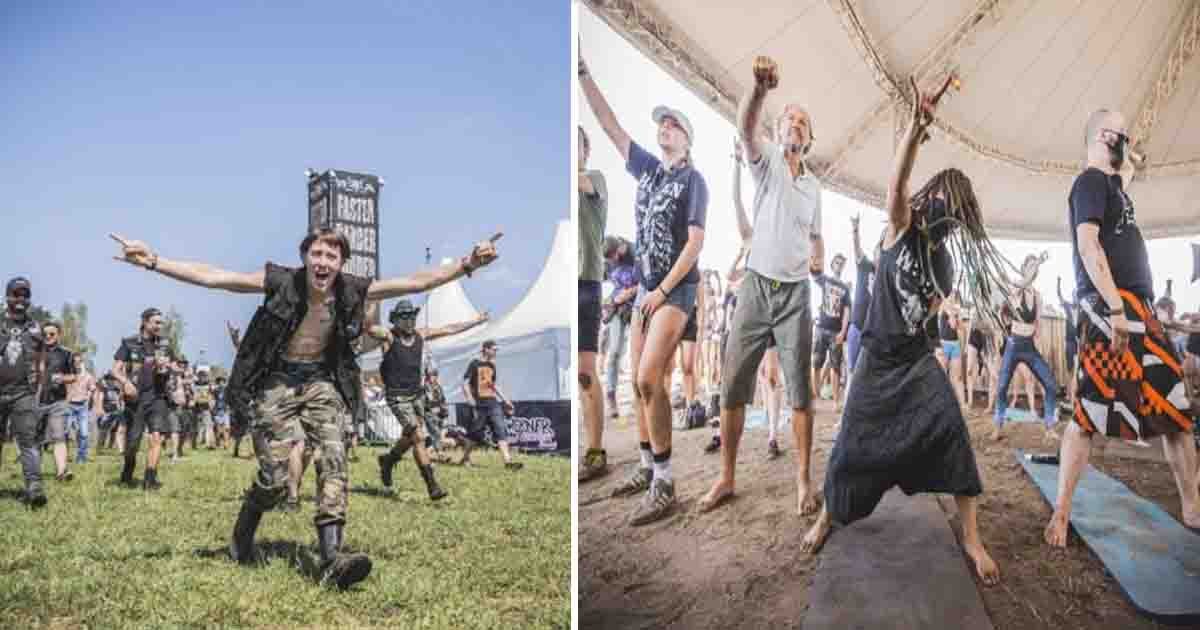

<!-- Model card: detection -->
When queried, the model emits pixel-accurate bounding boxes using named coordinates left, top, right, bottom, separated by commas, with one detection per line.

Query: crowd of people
left=1, top=226, right=525, bottom=591
left=577, top=51, right=1200, bottom=587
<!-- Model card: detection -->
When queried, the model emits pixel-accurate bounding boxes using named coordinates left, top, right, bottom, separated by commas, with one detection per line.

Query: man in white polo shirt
left=700, top=55, right=825, bottom=516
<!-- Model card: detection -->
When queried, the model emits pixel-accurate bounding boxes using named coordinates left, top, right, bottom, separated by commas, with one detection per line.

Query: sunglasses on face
left=1101, top=128, right=1129, bottom=145
left=8, top=290, right=29, bottom=299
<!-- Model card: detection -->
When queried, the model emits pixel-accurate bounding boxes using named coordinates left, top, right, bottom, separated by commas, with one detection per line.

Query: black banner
left=306, top=169, right=381, bottom=280
left=454, top=400, right=571, bottom=456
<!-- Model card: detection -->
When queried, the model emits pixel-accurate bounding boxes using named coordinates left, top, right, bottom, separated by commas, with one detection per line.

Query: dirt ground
left=579, top=394, right=1198, bottom=630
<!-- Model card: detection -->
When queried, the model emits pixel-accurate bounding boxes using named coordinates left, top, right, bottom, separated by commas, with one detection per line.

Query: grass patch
left=0, top=444, right=570, bottom=629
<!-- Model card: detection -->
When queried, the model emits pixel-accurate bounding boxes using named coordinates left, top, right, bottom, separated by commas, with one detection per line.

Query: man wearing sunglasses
left=1051, top=109, right=1200, bottom=546
left=38, top=321, right=78, bottom=483
left=368, top=299, right=487, bottom=500
left=0, top=277, right=50, bottom=507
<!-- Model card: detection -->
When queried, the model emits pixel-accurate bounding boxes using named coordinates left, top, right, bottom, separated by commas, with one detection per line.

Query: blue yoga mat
left=1003, top=408, right=1038, bottom=423
left=1016, top=450, right=1200, bottom=624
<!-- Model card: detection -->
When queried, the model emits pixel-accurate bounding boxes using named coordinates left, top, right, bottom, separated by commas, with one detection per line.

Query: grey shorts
left=720, top=270, right=813, bottom=410
left=635, top=281, right=698, bottom=319
left=40, top=401, right=70, bottom=444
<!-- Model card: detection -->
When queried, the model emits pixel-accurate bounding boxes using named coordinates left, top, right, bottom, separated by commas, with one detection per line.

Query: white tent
left=419, top=260, right=482, bottom=329
left=431, top=219, right=573, bottom=402
left=584, top=0, right=1200, bottom=240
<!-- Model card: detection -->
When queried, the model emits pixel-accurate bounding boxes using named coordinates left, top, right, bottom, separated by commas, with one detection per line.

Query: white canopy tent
left=430, top=219, right=573, bottom=402
left=584, top=0, right=1200, bottom=241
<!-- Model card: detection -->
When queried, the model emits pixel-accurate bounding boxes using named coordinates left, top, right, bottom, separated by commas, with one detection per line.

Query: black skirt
left=824, top=349, right=983, bottom=525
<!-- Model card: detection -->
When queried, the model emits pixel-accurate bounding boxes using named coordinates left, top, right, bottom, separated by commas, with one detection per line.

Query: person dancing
left=801, top=76, right=1001, bottom=586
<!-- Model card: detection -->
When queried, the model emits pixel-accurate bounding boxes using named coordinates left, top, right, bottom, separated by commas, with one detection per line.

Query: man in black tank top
left=370, top=299, right=487, bottom=500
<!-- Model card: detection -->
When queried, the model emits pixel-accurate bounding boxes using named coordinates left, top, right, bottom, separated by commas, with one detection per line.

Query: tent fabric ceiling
left=584, top=0, right=1200, bottom=241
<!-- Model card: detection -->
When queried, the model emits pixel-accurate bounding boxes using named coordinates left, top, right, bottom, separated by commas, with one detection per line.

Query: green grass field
left=0, top=443, right=570, bottom=629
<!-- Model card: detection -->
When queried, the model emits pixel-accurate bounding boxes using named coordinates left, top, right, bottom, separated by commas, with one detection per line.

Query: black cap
left=6, top=277, right=31, bottom=295
left=141, top=307, right=163, bottom=321
left=482, top=339, right=497, bottom=350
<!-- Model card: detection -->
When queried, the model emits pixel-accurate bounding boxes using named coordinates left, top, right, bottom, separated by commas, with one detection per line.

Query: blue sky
left=1, top=1, right=568, bottom=373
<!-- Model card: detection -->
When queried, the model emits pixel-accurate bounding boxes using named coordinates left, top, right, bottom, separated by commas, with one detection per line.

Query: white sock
left=652, top=458, right=672, bottom=483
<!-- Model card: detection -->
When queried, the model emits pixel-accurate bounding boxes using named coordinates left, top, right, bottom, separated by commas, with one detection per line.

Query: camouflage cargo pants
left=245, top=374, right=349, bottom=526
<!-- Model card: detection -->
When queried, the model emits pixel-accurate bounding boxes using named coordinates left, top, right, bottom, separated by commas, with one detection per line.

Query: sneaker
left=703, top=435, right=722, bottom=454
left=55, top=470, right=74, bottom=482
left=629, top=478, right=676, bottom=526
left=767, top=439, right=782, bottom=459
left=611, top=466, right=652, bottom=498
left=579, top=449, right=609, bottom=483
left=504, top=461, right=524, bottom=471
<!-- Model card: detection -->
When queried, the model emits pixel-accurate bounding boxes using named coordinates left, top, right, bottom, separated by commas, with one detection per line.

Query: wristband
left=461, top=256, right=475, bottom=278
left=658, top=286, right=668, bottom=299
left=148, top=254, right=159, bottom=271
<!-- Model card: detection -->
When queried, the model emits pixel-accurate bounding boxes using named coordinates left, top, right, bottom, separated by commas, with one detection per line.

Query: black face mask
left=391, top=317, right=416, bottom=335
left=923, top=198, right=954, bottom=244
left=1105, top=133, right=1127, bottom=171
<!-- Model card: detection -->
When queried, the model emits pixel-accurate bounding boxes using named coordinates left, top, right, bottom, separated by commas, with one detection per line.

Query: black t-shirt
left=39, top=345, right=76, bottom=404
left=114, top=334, right=174, bottom=400
left=464, top=359, right=498, bottom=402
left=1188, top=333, right=1200, bottom=357
left=0, top=314, right=43, bottom=396
left=1069, top=168, right=1153, bottom=300
left=381, top=334, right=424, bottom=397
left=862, top=227, right=954, bottom=364
left=814, top=274, right=850, bottom=333
left=626, top=141, right=709, bottom=290
left=851, top=256, right=875, bottom=329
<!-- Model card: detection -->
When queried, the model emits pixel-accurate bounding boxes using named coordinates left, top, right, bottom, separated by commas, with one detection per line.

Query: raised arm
left=732, top=138, right=753, bottom=241
left=851, top=215, right=864, bottom=263
left=577, top=55, right=631, bottom=161
left=737, top=57, right=777, bottom=164
left=886, top=78, right=937, bottom=238
left=421, top=313, right=489, bottom=342
left=367, top=234, right=500, bottom=300
left=110, top=234, right=265, bottom=293
left=226, top=320, right=241, bottom=350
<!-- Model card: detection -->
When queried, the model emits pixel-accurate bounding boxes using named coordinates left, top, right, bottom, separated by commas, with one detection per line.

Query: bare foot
left=989, top=427, right=1003, bottom=441
left=698, top=479, right=735, bottom=513
left=1183, top=507, right=1200, bottom=529
left=797, top=482, right=821, bottom=516
left=1042, top=427, right=1059, bottom=445
left=801, top=510, right=832, bottom=553
left=963, top=541, right=1001, bottom=585
left=1044, top=510, right=1070, bottom=547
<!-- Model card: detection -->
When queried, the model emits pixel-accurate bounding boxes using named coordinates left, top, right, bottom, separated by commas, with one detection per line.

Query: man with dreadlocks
left=1048, top=109, right=1200, bottom=545
left=800, top=76, right=1000, bottom=586
left=992, top=253, right=1059, bottom=443
left=369, top=299, right=486, bottom=500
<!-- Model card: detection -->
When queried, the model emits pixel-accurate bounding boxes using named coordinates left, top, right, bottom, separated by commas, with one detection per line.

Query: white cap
left=652, top=106, right=694, bottom=144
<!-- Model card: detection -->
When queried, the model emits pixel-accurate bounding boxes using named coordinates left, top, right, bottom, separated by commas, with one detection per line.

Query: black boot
left=230, top=501, right=264, bottom=565
left=120, top=455, right=136, bottom=487
left=377, top=452, right=396, bottom=490
left=418, top=464, right=447, bottom=501
left=316, top=524, right=371, bottom=590
left=142, top=468, right=162, bottom=491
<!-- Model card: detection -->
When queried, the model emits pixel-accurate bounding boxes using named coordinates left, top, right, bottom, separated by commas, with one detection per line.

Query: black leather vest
left=226, top=263, right=370, bottom=427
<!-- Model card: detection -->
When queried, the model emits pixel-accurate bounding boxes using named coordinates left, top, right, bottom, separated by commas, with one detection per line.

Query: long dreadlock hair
left=910, top=168, right=1017, bottom=335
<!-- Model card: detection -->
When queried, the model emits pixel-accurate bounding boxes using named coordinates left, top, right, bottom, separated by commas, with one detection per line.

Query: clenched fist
left=753, top=56, right=779, bottom=90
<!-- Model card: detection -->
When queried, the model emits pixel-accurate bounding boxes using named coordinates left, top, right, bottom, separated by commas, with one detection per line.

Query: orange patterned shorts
left=1074, top=290, right=1192, bottom=440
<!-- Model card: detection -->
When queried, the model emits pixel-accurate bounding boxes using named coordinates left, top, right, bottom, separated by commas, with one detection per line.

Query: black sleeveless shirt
left=381, top=333, right=424, bottom=397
